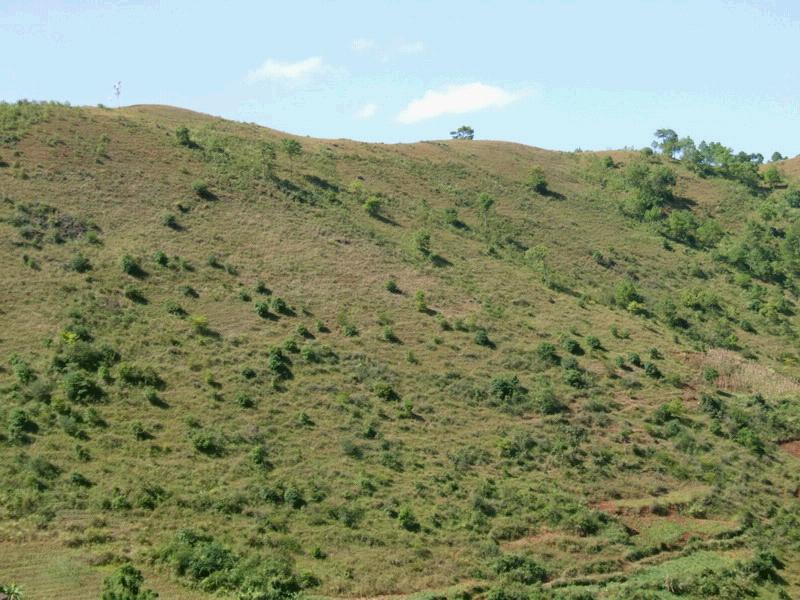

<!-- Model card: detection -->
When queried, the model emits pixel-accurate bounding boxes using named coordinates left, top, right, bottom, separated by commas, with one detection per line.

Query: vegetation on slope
left=1, top=101, right=800, bottom=599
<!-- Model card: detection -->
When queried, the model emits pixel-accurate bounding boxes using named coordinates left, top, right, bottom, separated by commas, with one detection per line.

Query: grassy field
left=2, top=101, right=800, bottom=598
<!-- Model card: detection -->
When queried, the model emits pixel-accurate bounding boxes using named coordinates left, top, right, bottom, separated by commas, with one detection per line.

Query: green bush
left=475, top=328, right=492, bottom=347
left=236, top=392, right=254, bottom=408
left=385, top=279, right=400, bottom=294
left=373, top=381, right=398, bottom=401
left=67, top=253, right=92, bottom=273
left=397, top=506, right=420, bottom=531
left=643, top=362, right=662, bottom=379
left=161, top=212, right=179, bottom=229
left=528, top=166, right=548, bottom=194
left=101, top=564, right=157, bottom=600
left=118, top=363, right=162, bottom=387
left=414, top=290, right=427, bottom=312
left=271, top=297, right=290, bottom=314
left=413, top=229, right=432, bottom=257
left=363, top=196, right=381, bottom=217
left=586, top=335, right=602, bottom=350
left=192, top=180, right=210, bottom=198
left=153, top=250, right=168, bottom=266
left=175, top=126, right=192, bottom=147
left=62, top=370, right=103, bottom=403
left=189, top=429, right=224, bottom=456
left=562, top=338, right=583, bottom=355
left=121, top=254, right=143, bottom=277
left=535, top=342, right=559, bottom=365
left=493, top=553, right=548, bottom=584
left=255, top=302, right=271, bottom=318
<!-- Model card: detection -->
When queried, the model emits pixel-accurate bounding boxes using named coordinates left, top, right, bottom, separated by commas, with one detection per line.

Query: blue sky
left=2, top=0, right=799, bottom=155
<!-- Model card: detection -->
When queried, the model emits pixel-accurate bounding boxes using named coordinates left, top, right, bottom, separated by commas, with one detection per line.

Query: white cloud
left=355, top=103, right=377, bottom=119
left=397, top=41, right=424, bottom=54
left=396, top=82, right=524, bottom=124
left=351, top=38, right=376, bottom=51
left=246, top=56, right=325, bottom=83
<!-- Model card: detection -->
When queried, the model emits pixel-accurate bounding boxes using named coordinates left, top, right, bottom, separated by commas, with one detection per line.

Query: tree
left=478, top=192, right=494, bottom=228
left=281, top=138, right=302, bottom=174
left=413, top=229, right=432, bottom=258
left=101, top=564, right=157, bottom=600
left=363, top=196, right=381, bottom=217
left=771, top=151, right=785, bottom=162
left=260, top=141, right=276, bottom=178
left=528, top=166, right=548, bottom=194
left=763, top=165, right=782, bottom=188
left=175, top=126, right=191, bottom=147
left=450, top=125, right=474, bottom=140
left=653, top=128, right=679, bottom=157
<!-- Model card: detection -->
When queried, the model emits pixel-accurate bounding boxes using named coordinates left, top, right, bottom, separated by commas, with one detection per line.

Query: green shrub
left=255, top=302, right=271, bottom=318
left=614, top=279, right=642, bottom=307
left=153, top=250, right=168, bottom=266
left=492, top=553, right=548, bottom=584
left=189, top=314, right=209, bottom=334
left=489, top=375, right=527, bottom=408
left=535, top=342, right=559, bottom=365
left=120, top=254, right=143, bottom=277
left=363, top=196, right=381, bottom=217
left=532, top=378, right=564, bottom=414
left=381, top=325, right=399, bottom=343
left=586, top=335, right=602, bottom=350
left=10, top=355, right=34, bottom=384
left=117, top=363, right=161, bottom=387
left=373, top=381, right=398, bottom=401
left=189, top=429, right=224, bottom=456
left=562, top=338, right=583, bottom=355
left=528, top=166, right=548, bottom=194
left=192, top=180, right=210, bottom=198
left=414, top=290, right=427, bottom=312
left=413, top=229, right=431, bottom=257
left=284, top=485, right=305, bottom=508
left=67, top=253, right=92, bottom=273
left=123, top=285, right=146, bottom=303
left=385, top=279, right=400, bottom=293
left=62, top=370, right=103, bottom=403
left=101, top=564, right=157, bottom=600
left=271, top=297, right=290, bottom=314
left=397, top=506, right=420, bottom=531
left=643, top=362, right=662, bottom=379
left=162, top=212, right=179, bottom=229
left=175, top=126, right=192, bottom=147
left=475, top=328, right=492, bottom=347
left=341, top=438, right=363, bottom=459
left=236, top=392, right=254, bottom=408
left=181, top=285, right=198, bottom=298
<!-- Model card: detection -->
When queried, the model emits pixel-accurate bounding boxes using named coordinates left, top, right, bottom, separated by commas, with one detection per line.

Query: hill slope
left=2, top=102, right=800, bottom=599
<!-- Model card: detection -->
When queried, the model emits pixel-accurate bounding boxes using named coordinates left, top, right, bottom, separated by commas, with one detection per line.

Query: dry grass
left=687, top=348, right=800, bottom=397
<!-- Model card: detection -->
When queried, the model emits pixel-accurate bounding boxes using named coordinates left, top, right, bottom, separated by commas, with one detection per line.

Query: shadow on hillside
left=304, top=174, right=339, bottom=192
left=542, top=189, right=566, bottom=201
left=665, top=194, right=697, bottom=210
left=274, top=177, right=311, bottom=202
left=375, top=214, right=400, bottom=226
left=431, top=254, right=452, bottom=268
left=197, top=327, right=222, bottom=340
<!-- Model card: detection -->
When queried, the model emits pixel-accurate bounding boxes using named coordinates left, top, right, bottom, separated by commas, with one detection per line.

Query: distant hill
left=1, top=101, right=800, bottom=599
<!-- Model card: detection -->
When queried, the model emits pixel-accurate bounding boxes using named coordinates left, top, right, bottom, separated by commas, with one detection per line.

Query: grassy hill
left=2, top=101, right=800, bottom=599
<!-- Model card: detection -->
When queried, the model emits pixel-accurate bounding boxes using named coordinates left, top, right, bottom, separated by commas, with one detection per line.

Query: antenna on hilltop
left=113, top=81, right=122, bottom=108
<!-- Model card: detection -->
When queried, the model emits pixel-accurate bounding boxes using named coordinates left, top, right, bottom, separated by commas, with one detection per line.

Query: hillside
left=2, top=101, right=800, bottom=599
